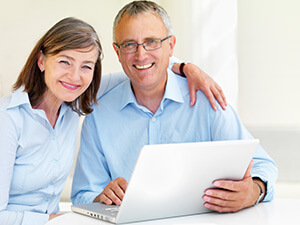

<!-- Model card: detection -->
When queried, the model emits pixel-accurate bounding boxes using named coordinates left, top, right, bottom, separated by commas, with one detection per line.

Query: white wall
left=167, top=0, right=239, bottom=108
left=1, top=1, right=300, bottom=183
left=237, top=0, right=300, bottom=127
left=237, top=0, right=300, bottom=183
left=0, top=0, right=129, bottom=96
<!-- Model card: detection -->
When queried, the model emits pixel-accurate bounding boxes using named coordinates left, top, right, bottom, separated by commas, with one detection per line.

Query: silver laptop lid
left=71, top=139, right=259, bottom=224
left=116, top=139, right=259, bottom=223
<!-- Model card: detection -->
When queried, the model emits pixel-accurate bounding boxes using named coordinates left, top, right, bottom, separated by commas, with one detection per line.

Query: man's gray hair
left=113, top=0, right=174, bottom=42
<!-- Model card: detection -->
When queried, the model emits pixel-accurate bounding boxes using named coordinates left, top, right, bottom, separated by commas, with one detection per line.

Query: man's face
left=113, top=12, right=176, bottom=93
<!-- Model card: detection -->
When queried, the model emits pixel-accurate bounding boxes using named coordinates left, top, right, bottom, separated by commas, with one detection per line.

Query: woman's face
left=38, top=47, right=98, bottom=104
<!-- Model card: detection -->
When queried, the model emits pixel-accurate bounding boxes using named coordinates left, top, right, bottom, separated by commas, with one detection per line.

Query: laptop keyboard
left=105, top=206, right=120, bottom=216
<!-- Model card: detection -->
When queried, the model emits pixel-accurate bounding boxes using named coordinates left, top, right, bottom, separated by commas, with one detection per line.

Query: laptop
left=71, top=139, right=259, bottom=224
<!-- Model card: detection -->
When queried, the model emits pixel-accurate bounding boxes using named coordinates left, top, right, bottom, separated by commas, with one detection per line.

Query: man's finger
left=204, top=202, right=238, bottom=213
left=212, top=87, right=226, bottom=110
left=202, top=87, right=217, bottom=111
left=100, top=193, right=113, bottom=205
left=188, top=84, right=197, bottom=107
left=243, top=159, right=253, bottom=179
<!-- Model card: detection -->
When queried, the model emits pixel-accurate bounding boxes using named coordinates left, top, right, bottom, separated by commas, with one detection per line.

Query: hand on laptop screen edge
left=203, top=159, right=259, bottom=212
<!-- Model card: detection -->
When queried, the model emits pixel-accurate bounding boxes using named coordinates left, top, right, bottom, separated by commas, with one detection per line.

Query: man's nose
left=135, top=44, right=148, bottom=58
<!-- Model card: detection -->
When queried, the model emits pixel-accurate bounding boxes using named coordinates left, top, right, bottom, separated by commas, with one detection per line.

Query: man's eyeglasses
left=114, top=36, right=171, bottom=54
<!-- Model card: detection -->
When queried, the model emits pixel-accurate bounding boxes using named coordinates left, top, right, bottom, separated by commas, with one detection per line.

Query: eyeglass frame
left=114, top=36, right=171, bottom=54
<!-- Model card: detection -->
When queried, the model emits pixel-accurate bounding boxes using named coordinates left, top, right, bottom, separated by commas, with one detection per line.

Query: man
left=71, top=0, right=277, bottom=213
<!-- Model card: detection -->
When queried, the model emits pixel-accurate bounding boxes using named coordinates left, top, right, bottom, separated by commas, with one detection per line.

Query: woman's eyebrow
left=59, top=55, right=95, bottom=64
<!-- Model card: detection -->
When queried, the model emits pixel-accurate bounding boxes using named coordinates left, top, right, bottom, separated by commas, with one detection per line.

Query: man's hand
left=173, top=63, right=227, bottom=110
left=202, top=160, right=263, bottom=212
left=94, top=177, right=128, bottom=205
left=49, top=214, right=62, bottom=220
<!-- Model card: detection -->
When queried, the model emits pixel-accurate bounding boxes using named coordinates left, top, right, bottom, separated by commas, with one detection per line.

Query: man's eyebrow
left=120, top=39, right=136, bottom=44
left=121, top=36, right=158, bottom=44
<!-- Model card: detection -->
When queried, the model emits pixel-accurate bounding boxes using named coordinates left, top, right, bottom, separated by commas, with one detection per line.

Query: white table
left=46, top=198, right=300, bottom=225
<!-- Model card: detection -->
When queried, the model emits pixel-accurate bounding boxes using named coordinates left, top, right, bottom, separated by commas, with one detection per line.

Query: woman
left=0, top=17, right=226, bottom=225
left=0, top=17, right=102, bottom=224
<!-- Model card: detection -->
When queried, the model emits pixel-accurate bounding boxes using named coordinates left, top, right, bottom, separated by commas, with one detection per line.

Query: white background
left=1, top=0, right=300, bottom=185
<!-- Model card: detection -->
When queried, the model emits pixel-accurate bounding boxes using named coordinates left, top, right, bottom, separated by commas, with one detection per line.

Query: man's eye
left=123, top=42, right=135, bottom=48
left=147, top=39, right=155, bottom=43
left=147, top=39, right=158, bottom=44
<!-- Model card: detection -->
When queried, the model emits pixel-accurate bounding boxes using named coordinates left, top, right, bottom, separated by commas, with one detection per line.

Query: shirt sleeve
left=0, top=111, right=50, bottom=225
left=97, top=72, right=128, bottom=99
left=168, top=56, right=182, bottom=70
left=71, top=113, right=112, bottom=205
left=209, top=104, right=278, bottom=202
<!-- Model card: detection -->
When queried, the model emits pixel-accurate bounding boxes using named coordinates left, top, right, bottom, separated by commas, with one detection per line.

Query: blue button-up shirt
left=71, top=70, right=278, bottom=205
left=0, top=88, right=79, bottom=225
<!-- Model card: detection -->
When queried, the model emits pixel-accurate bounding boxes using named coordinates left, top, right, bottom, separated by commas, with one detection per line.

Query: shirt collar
left=7, top=87, right=31, bottom=109
left=120, top=80, right=139, bottom=110
left=163, top=69, right=184, bottom=104
left=7, top=87, right=69, bottom=117
left=120, top=69, right=184, bottom=111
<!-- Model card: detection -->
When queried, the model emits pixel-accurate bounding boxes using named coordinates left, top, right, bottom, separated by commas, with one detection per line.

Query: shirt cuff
left=251, top=173, right=274, bottom=202
left=23, top=211, right=49, bottom=225
left=72, top=192, right=100, bottom=205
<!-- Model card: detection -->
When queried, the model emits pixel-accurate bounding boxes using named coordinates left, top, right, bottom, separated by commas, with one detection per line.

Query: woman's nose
left=68, top=67, right=81, bottom=81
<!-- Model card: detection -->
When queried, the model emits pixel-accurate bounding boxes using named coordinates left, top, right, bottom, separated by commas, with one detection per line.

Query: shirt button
left=152, top=117, right=156, bottom=122
left=51, top=136, right=56, bottom=141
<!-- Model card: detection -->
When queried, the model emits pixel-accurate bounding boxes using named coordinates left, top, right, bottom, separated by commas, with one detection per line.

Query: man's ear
left=168, top=35, right=176, bottom=57
left=112, top=43, right=122, bottom=63
left=37, top=50, right=45, bottom=72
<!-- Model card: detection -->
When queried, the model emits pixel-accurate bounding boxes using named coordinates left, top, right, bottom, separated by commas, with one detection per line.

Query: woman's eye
left=60, top=60, right=70, bottom=65
left=82, top=65, right=92, bottom=70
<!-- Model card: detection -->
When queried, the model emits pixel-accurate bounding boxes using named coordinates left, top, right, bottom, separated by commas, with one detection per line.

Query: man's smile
left=134, top=63, right=154, bottom=70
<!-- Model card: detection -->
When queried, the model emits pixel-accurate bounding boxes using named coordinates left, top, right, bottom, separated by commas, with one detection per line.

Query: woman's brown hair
left=13, top=17, right=102, bottom=115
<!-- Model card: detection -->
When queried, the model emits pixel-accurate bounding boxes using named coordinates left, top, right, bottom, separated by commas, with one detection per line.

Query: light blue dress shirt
left=71, top=70, right=278, bottom=205
left=0, top=88, right=79, bottom=225
left=0, top=73, right=128, bottom=225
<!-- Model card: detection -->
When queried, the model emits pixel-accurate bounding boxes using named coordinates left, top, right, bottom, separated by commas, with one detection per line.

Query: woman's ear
left=37, top=50, right=45, bottom=72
